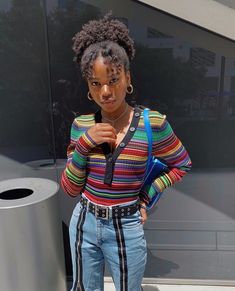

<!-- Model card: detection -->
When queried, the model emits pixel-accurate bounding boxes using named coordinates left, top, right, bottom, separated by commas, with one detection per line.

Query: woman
left=61, top=14, right=192, bottom=291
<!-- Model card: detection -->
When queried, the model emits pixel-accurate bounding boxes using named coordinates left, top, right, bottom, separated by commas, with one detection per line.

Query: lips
left=101, top=100, right=116, bottom=105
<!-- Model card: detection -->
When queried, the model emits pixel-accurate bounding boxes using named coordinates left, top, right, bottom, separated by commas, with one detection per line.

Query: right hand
left=139, top=203, right=148, bottom=224
left=87, top=123, right=117, bottom=145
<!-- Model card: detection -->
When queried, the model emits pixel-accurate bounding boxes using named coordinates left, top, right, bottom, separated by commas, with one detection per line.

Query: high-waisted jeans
left=69, top=200, right=147, bottom=291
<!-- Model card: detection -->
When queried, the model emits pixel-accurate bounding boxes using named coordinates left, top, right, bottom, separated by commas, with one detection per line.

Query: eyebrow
left=90, top=73, right=120, bottom=81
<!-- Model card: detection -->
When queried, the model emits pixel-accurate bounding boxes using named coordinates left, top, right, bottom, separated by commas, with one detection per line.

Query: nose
left=100, top=84, right=112, bottom=99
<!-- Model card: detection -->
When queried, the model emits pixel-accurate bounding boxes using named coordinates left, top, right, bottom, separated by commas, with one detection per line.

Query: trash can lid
left=0, top=178, right=59, bottom=209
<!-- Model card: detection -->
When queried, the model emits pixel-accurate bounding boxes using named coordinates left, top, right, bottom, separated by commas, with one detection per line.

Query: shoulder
left=142, top=108, right=167, bottom=128
left=69, top=113, right=95, bottom=140
left=72, top=113, right=95, bottom=129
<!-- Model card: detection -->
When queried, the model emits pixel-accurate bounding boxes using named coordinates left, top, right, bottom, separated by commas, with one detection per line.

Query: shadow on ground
left=144, top=248, right=179, bottom=277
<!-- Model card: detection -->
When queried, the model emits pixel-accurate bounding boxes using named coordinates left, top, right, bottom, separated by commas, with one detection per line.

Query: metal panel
left=0, top=178, right=66, bottom=291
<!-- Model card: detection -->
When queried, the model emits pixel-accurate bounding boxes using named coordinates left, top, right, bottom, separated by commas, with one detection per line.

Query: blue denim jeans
left=69, top=201, right=147, bottom=291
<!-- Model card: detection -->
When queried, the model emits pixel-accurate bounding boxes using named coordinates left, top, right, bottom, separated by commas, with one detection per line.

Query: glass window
left=147, top=27, right=173, bottom=39
left=0, top=0, right=56, bottom=179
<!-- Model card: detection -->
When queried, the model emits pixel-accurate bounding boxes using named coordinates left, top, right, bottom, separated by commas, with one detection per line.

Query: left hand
left=139, top=204, right=148, bottom=224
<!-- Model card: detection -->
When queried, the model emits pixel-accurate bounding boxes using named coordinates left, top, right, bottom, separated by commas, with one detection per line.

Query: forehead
left=91, top=57, right=122, bottom=79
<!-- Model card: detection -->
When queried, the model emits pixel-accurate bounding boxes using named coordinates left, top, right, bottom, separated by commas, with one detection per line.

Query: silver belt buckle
left=95, top=205, right=110, bottom=220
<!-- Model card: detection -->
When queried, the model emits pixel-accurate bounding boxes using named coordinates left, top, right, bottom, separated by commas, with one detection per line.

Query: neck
left=101, top=102, right=129, bottom=122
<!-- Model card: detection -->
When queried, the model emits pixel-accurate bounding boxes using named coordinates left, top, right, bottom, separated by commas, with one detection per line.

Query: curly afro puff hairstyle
left=72, top=13, right=135, bottom=79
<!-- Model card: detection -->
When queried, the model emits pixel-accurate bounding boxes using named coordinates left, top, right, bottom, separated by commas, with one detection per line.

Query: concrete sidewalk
left=103, top=277, right=235, bottom=291
left=67, top=278, right=235, bottom=290
left=104, top=283, right=235, bottom=291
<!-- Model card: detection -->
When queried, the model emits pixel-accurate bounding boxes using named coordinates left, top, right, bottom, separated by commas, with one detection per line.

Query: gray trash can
left=0, top=178, right=66, bottom=291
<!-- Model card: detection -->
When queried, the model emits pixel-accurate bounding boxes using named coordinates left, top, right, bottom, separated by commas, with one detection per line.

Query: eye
left=91, top=81, right=100, bottom=87
left=109, top=78, right=119, bottom=85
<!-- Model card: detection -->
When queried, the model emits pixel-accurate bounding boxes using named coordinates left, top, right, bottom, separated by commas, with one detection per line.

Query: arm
left=61, top=116, right=117, bottom=197
left=140, top=113, right=192, bottom=206
left=61, top=117, right=97, bottom=197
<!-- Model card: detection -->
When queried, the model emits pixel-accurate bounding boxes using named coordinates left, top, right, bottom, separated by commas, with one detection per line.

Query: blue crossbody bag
left=142, top=108, right=168, bottom=209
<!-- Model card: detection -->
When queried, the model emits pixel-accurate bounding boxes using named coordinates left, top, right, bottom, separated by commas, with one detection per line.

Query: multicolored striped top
left=61, top=106, right=192, bottom=206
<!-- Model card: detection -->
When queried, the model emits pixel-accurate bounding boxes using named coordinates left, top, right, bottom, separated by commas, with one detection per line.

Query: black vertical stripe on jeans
left=113, top=217, right=128, bottom=291
left=73, top=208, right=86, bottom=291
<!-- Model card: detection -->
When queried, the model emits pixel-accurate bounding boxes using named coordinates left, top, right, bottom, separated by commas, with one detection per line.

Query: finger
left=95, top=127, right=117, bottom=137
left=96, top=123, right=116, bottom=131
left=140, top=216, right=147, bottom=224
left=96, top=135, right=117, bottom=144
left=139, top=208, right=147, bottom=224
left=98, top=131, right=117, bottom=138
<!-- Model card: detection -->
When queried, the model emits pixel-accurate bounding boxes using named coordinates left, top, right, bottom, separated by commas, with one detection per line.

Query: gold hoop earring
left=126, top=84, right=133, bottom=95
left=87, top=91, right=93, bottom=101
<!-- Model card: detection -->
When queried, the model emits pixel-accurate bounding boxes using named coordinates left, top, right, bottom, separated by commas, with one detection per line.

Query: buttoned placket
left=94, top=107, right=141, bottom=186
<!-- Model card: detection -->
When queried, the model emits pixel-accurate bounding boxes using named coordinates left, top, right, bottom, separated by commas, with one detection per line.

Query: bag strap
left=143, top=108, right=152, bottom=171
left=143, top=107, right=167, bottom=209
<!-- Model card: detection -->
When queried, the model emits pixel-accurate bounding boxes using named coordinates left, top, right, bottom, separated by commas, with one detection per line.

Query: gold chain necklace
left=102, top=103, right=129, bottom=126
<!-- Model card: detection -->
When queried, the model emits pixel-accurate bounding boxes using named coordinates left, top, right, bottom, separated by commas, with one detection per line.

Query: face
left=87, top=57, right=131, bottom=113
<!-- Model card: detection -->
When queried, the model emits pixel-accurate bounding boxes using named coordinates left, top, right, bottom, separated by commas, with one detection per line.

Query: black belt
left=80, top=196, right=139, bottom=219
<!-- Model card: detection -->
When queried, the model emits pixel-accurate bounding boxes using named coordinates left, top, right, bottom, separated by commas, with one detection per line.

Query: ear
left=125, top=70, right=131, bottom=85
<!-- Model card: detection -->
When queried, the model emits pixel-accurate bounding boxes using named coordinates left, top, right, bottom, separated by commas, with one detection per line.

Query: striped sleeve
left=61, top=116, right=97, bottom=197
left=141, top=112, right=192, bottom=205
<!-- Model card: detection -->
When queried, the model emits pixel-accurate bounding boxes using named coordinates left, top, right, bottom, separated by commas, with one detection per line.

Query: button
left=119, top=142, right=125, bottom=147
left=135, top=112, right=140, bottom=117
left=129, top=127, right=135, bottom=132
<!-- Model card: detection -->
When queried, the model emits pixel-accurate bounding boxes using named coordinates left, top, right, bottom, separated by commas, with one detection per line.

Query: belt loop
left=94, top=204, right=98, bottom=217
left=105, top=207, right=110, bottom=220
left=86, top=200, right=90, bottom=212
left=108, top=206, right=112, bottom=219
